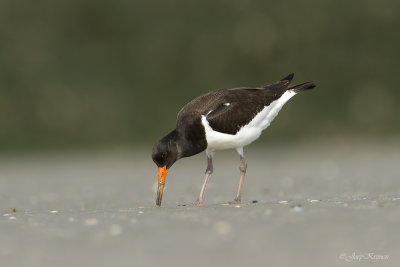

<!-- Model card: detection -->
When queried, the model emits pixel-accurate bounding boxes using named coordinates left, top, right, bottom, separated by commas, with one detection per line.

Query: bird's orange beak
left=156, top=166, right=168, bottom=206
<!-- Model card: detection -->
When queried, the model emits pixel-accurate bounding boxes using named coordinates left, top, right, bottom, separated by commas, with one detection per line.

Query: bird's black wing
left=205, top=87, right=286, bottom=135
left=177, top=74, right=294, bottom=135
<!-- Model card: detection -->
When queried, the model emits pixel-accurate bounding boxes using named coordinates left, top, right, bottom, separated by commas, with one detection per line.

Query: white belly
left=202, top=90, right=296, bottom=150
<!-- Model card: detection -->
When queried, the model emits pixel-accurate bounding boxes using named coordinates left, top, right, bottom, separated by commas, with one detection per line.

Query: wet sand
left=1, top=140, right=399, bottom=267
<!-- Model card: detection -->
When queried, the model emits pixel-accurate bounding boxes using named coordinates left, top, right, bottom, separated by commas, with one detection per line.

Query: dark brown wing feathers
left=176, top=73, right=311, bottom=135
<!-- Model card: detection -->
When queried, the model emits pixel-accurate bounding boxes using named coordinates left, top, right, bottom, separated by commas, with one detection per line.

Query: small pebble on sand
left=279, top=200, right=289, bottom=205
left=50, top=210, right=59, bottom=214
left=85, top=218, right=99, bottom=226
left=252, top=200, right=258, bottom=203
left=309, top=199, right=321, bottom=203
left=291, top=205, right=303, bottom=212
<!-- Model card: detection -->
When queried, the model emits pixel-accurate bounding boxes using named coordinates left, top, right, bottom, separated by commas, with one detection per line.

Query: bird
left=152, top=73, right=315, bottom=206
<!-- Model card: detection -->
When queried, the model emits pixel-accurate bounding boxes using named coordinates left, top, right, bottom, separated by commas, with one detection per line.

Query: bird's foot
left=193, top=199, right=204, bottom=206
left=177, top=200, right=203, bottom=207
left=223, top=198, right=241, bottom=205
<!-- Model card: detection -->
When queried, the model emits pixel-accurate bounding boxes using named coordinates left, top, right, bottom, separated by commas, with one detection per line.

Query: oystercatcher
left=152, top=73, right=315, bottom=206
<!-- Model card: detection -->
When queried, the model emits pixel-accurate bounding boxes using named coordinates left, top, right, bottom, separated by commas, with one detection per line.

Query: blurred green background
left=1, top=0, right=399, bottom=151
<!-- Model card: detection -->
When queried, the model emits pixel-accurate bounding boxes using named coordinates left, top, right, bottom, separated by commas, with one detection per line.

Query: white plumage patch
left=202, top=90, right=297, bottom=150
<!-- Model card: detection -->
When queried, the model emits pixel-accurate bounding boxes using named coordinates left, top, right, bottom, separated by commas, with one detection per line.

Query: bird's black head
left=152, top=130, right=179, bottom=169
left=152, top=130, right=180, bottom=207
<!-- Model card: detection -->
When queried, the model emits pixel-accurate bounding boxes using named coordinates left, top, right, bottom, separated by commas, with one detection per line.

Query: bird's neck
left=173, top=129, right=207, bottom=159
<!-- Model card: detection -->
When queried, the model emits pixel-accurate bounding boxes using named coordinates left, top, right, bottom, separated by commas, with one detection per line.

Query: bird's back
left=176, top=78, right=292, bottom=135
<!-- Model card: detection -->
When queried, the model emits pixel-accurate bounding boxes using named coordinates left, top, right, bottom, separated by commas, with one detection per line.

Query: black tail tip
left=306, top=83, right=316, bottom=90
left=291, top=82, right=316, bottom=93
left=281, top=73, right=294, bottom=82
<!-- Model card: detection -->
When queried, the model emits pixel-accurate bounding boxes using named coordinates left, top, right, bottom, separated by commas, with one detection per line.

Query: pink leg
left=229, top=150, right=247, bottom=204
left=194, top=154, right=213, bottom=206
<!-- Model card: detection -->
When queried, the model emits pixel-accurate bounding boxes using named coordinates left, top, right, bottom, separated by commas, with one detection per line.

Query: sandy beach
left=1, top=140, right=399, bottom=267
